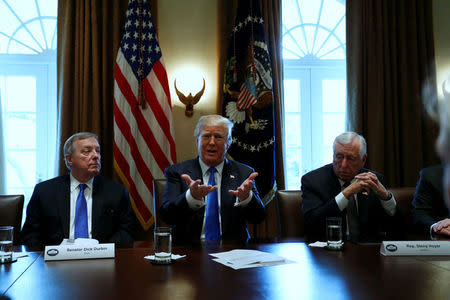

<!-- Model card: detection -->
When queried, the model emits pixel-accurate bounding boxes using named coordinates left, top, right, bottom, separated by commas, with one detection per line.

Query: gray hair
left=63, top=132, right=99, bottom=169
left=194, top=115, right=234, bottom=145
left=333, top=132, right=367, bottom=158
left=436, top=96, right=450, bottom=162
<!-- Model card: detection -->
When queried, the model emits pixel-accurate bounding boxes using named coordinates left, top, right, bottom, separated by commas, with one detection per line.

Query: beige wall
left=158, top=0, right=219, bottom=163
left=433, top=0, right=450, bottom=98
left=158, top=0, right=450, bottom=162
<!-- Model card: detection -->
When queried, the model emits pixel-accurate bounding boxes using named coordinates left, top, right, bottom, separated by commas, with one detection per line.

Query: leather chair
left=153, top=178, right=168, bottom=227
left=389, top=187, right=416, bottom=238
left=133, top=179, right=168, bottom=242
left=389, top=187, right=416, bottom=221
left=276, top=190, right=304, bottom=239
left=0, top=194, right=24, bottom=245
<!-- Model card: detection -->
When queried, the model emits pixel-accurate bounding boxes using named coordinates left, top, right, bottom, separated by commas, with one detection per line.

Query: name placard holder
left=380, top=241, right=450, bottom=256
left=44, top=243, right=115, bottom=261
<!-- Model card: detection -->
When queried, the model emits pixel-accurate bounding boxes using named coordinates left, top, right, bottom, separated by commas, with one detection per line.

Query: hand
left=228, top=172, right=258, bottom=202
left=433, top=218, right=450, bottom=237
left=181, top=174, right=217, bottom=200
left=342, top=179, right=368, bottom=199
left=354, top=172, right=390, bottom=199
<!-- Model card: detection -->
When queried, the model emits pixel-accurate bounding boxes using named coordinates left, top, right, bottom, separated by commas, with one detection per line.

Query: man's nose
left=341, top=158, right=348, bottom=167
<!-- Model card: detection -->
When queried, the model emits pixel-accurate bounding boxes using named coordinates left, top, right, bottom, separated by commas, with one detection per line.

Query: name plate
left=44, top=243, right=115, bottom=261
left=380, top=241, right=450, bottom=256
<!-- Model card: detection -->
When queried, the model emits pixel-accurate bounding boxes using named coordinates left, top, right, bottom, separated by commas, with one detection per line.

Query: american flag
left=237, top=79, right=257, bottom=110
left=113, top=0, right=176, bottom=230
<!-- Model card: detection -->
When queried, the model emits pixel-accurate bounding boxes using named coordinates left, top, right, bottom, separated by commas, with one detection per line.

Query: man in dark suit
left=434, top=89, right=450, bottom=229
left=301, top=132, right=397, bottom=243
left=160, top=115, right=266, bottom=245
left=412, top=165, right=450, bottom=238
left=20, top=132, right=135, bottom=247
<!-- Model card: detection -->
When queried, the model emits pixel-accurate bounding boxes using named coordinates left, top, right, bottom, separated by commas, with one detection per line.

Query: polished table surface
left=1, top=241, right=450, bottom=300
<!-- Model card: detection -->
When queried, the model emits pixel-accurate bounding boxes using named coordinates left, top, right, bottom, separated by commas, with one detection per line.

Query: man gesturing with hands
left=160, top=115, right=265, bottom=245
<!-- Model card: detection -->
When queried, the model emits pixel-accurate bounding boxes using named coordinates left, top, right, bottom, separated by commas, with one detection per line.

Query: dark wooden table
left=0, top=251, right=41, bottom=295
left=2, top=241, right=450, bottom=300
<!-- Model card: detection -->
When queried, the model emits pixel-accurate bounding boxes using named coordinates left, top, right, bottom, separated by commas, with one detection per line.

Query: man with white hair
left=21, top=132, right=135, bottom=247
left=436, top=89, right=450, bottom=215
left=160, top=115, right=265, bottom=245
left=301, top=132, right=398, bottom=242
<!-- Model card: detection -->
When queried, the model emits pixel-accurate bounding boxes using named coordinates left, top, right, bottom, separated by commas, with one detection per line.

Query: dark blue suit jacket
left=160, top=157, right=266, bottom=245
left=412, top=165, right=449, bottom=236
left=20, top=174, right=135, bottom=247
left=301, top=164, right=398, bottom=242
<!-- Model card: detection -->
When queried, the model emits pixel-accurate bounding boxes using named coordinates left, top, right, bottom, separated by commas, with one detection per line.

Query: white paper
left=60, top=238, right=99, bottom=246
left=308, top=241, right=328, bottom=248
left=12, top=252, right=29, bottom=259
left=209, top=249, right=286, bottom=269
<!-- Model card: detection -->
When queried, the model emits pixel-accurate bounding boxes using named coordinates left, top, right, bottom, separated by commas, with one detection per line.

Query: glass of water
left=326, top=217, right=343, bottom=250
left=0, top=226, right=14, bottom=263
left=153, top=227, right=172, bottom=264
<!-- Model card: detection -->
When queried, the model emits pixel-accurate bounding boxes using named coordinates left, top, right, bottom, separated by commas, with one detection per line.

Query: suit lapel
left=185, top=158, right=204, bottom=184
left=328, top=165, right=342, bottom=196
left=91, top=176, right=102, bottom=238
left=220, top=159, right=238, bottom=205
left=58, top=174, right=71, bottom=238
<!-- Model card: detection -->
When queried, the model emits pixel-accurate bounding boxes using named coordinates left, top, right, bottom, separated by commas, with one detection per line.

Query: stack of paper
left=210, top=249, right=286, bottom=269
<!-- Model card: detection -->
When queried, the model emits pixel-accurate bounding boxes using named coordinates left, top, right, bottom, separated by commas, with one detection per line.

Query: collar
left=199, top=159, right=225, bottom=177
left=70, top=173, right=94, bottom=192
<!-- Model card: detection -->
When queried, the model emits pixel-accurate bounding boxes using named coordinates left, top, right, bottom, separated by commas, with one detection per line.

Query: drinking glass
left=154, top=227, right=172, bottom=263
left=0, top=226, right=14, bottom=263
left=326, top=217, right=343, bottom=250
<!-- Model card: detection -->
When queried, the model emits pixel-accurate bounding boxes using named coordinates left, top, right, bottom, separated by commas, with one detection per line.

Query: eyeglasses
left=200, top=134, right=226, bottom=142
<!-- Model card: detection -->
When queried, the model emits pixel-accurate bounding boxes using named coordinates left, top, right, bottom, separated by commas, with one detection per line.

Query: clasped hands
left=342, top=172, right=390, bottom=200
left=181, top=172, right=258, bottom=202
left=433, top=218, right=450, bottom=237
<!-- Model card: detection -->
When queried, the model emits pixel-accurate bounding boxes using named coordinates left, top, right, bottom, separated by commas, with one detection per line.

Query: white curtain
left=0, top=93, right=6, bottom=194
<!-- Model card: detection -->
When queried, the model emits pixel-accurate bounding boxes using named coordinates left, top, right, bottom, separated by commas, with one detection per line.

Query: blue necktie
left=74, top=183, right=88, bottom=239
left=205, top=167, right=220, bottom=241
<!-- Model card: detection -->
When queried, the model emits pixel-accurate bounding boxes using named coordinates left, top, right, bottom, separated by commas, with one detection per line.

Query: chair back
left=389, top=187, right=416, bottom=221
left=133, top=179, right=168, bottom=242
left=276, top=190, right=304, bottom=239
left=153, top=178, right=168, bottom=227
left=0, top=194, right=24, bottom=244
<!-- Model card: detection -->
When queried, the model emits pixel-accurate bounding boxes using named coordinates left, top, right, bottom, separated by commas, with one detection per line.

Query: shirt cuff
left=335, top=192, right=349, bottom=211
left=186, top=189, right=205, bottom=210
left=234, top=191, right=253, bottom=207
left=380, top=195, right=396, bottom=216
left=430, top=222, right=438, bottom=239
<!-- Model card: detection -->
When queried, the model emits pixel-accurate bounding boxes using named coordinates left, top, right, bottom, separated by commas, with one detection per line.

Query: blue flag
left=222, top=0, right=276, bottom=204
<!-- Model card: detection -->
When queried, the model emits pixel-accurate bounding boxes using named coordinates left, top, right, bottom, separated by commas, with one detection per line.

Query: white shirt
left=69, top=174, right=94, bottom=239
left=335, top=178, right=397, bottom=215
left=335, top=178, right=397, bottom=238
left=185, top=159, right=253, bottom=239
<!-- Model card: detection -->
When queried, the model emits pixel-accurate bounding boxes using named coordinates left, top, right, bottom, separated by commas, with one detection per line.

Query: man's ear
left=361, top=154, right=367, bottom=166
left=65, top=154, right=73, bottom=167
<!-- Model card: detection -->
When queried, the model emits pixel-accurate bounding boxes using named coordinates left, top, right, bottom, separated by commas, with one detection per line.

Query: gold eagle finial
left=174, top=78, right=206, bottom=117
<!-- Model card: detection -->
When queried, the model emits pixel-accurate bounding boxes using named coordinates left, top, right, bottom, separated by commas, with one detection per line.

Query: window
left=0, top=0, right=58, bottom=220
left=282, top=0, right=346, bottom=189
